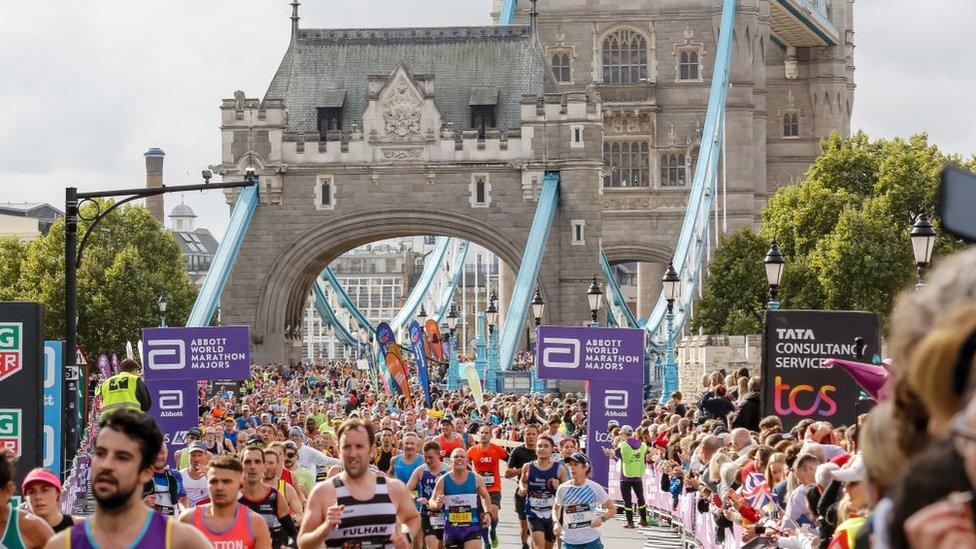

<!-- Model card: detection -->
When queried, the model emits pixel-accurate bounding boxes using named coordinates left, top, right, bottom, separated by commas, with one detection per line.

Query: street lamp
left=417, top=304, right=428, bottom=323
left=485, top=300, right=498, bottom=334
left=531, top=288, right=545, bottom=326
left=764, top=242, right=785, bottom=310
left=587, top=276, right=603, bottom=324
left=157, top=291, right=168, bottom=328
left=910, top=212, right=937, bottom=287
left=660, top=261, right=681, bottom=403
left=447, top=302, right=459, bottom=336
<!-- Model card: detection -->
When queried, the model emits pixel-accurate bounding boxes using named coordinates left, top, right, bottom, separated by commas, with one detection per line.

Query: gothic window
left=320, top=181, right=331, bottom=207
left=315, top=176, right=335, bottom=210
left=602, top=29, right=648, bottom=84
left=660, top=153, right=688, bottom=187
left=783, top=111, right=799, bottom=137
left=317, top=107, right=342, bottom=133
left=551, top=51, right=572, bottom=83
left=677, top=47, right=701, bottom=81
left=602, top=140, right=650, bottom=187
left=471, top=105, right=496, bottom=139
left=470, top=174, right=491, bottom=207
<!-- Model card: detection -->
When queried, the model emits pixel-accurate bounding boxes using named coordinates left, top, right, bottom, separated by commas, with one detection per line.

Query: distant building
left=0, top=202, right=63, bottom=240
left=168, top=201, right=219, bottom=285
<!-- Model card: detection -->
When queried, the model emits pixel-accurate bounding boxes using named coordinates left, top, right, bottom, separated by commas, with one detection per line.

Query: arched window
left=602, top=29, right=648, bottom=84
left=551, top=52, right=572, bottom=83
left=677, top=47, right=701, bottom=81
left=476, top=178, right=486, bottom=203
left=320, top=181, right=331, bottom=206
left=783, top=111, right=799, bottom=137
left=660, top=153, right=687, bottom=187
left=602, top=140, right=650, bottom=187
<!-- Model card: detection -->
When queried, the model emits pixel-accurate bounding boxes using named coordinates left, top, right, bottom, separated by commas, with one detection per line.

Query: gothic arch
left=603, top=242, right=674, bottom=265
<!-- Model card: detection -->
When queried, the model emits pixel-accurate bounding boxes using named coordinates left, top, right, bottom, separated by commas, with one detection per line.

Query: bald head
left=731, top=428, right=754, bottom=451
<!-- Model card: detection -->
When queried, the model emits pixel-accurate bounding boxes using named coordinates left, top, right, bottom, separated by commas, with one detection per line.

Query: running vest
left=1, top=508, right=25, bottom=549
left=179, top=468, right=209, bottom=506
left=525, top=462, right=559, bottom=519
left=97, top=372, right=141, bottom=417
left=392, top=454, right=422, bottom=485
left=442, top=472, right=481, bottom=544
left=192, top=503, right=256, bottom=549
left=68, top=509, right=172, bottom=549
left=618, top=441, right=649, bottom=478
left=419, top=468, right=446, bottom=530
left=325, top=474, right=397, bottom=549
left=239, top=485, right=285, bottom=548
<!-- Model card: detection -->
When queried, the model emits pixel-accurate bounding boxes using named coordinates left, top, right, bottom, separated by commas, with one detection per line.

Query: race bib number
left=340, top=542, right=387, bottom=549
left=566, top=504, right=594, bottom=529
left=448, top=505, right=473, bottom=524
left=481, top=471, right=495, bottom=486
left=528, top=494, right=554, bottom=510
left=429, top=513, right=446, bottom=529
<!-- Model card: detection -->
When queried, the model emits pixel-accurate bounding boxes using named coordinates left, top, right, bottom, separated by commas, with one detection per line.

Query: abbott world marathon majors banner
left=536, top=325, right=646, bottom=487
left=761, top=310, right=880, bottom=430
left=142, top=326, right=250, bottom=464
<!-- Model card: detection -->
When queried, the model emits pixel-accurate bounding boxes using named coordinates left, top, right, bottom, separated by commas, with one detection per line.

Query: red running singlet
left=192, top=503, right=256, bottom=549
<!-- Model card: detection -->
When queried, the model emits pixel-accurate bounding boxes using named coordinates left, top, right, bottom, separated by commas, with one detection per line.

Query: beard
left=93, top=473, right=137, bottom=511
left=343, top=457, right=367, bottom=479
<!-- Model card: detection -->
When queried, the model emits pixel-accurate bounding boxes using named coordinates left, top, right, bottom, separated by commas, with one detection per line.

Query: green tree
left=0, top=237, right=29, bottom=301
left=16, top=201, right=197, bottom=355
left=692, top=131, right=971, bottom=334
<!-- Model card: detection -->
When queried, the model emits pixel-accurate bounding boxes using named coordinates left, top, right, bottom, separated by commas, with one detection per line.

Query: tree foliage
left=692, top=131, right=974, bottom=334
left=2, top=201, right=197, bottom=355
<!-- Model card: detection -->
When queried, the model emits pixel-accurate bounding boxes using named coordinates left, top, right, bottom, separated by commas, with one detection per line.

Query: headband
left=952, top=329, right=976, bottom=396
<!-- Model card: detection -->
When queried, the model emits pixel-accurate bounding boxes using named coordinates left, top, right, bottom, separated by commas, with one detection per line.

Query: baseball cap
left=283, top=441, right=299, bottom=451
left=288, top=426, right=304, bottom=437
left=565, top=452, right=591, bottom=471
left=831, top=455, right=865, bottom=483
left=187, top=442, right=210, bottom=454
left=607, top=420, right=620, bottom=429
left=620, top=425, right=634, bottom=435
left=187, top=427, right=203, bottom=438
left=21, top=468, right=61, bottom=493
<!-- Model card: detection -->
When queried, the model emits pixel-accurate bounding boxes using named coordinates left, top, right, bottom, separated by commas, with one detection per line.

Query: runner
left=466, top=424, right=507, bottom=548
left=406, top=441, right=447, bottom=549
left=553, top=453, right=615, bottom=549
left=21, top=467, right=78, bottom=533
left=239, top=446, right=298, bottom=549
left=143, top=442, right=189, bottom=516
left=0, top=453, right=54, bottom=548
left=428, top=448, right=492, bottom=549
left=436, top=417, right=466, bottom=458
left=283, top=441, right=314, bottom=496
left=46, top=410, right=210, bottom=548
left=178, top=442, right=211, bottom=507
left=263, top=442, right=306, bottom=523
left=389, top=432, right=424, bottom=485
left=179, top=454, right=273, bottom=549
left=298, top=418, right=419, bottom=549
left=506, top=421, right=539, bottom=549
left=519, top=436, right=567, bottom=549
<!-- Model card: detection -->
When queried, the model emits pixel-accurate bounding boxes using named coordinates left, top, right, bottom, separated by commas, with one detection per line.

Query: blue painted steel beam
left=600, top=251, right=639, bottom=328
left=311, top=281, right=357, bottom=347
left=499, top=0, right=517, bottom=25
left=187, top=184, right=259, bottom=326
left=497, top=171, right=559, bottom=371
left=434, top=241, right=470, bottom=324
left=642, top=0, right=736, bottom=345
left=322, top=267, right=375, bottom=335
left=392, top=237, right=451, bottom=335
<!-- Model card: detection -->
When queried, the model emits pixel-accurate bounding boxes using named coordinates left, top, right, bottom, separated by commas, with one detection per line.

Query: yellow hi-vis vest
left=97, top=372, right=142, bottom=418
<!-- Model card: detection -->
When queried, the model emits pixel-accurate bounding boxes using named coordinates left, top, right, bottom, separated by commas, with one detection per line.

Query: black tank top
left=324, top=474, right=397, bottom=548
left=52, top=514, right=74, bottom=533
left=239, top=485, right=286, bottom=547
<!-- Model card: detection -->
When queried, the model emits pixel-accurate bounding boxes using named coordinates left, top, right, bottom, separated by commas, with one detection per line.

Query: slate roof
left=174, top=229, right=218, bottom=257
left=264, top=25, right=556, bottom=134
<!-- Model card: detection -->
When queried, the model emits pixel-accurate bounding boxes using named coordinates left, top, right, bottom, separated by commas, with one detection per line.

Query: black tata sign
left=761, top=310, right=880, bottom=430
left=0, top=302, right=45, bottom=493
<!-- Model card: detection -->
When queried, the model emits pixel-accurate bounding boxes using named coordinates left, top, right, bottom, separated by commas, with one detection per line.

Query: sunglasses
left=285, top=452, right=297, bottom=458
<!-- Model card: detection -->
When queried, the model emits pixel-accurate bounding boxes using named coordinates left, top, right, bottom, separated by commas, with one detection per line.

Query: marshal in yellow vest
left=96, top=371, right=142, bottom=418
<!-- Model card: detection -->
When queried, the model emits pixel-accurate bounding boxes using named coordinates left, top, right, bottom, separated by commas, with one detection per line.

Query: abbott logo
left=541, top=337, right=580, bottom=369
left=159, top=390, right=184, bottom=410
left=146, top=339, right=186, bottom=371
left=605, top=389, right=628, bottom=410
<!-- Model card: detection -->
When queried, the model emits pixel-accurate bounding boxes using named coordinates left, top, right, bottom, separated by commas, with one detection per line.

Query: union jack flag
left=741, top=472, right=775, bottom=510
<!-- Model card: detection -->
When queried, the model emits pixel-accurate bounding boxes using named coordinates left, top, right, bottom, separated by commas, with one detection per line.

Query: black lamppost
left=447, top=302, right=460, bottom=337
left=764, top=242, right=785, bottom=310
left=910, top=212, right=937, bottom=288
left=417, top=304, right=428, bottom=323
left=485, top=294, right=499, bottom=335
left=157, top=292, right=168, bottom=328
left=660, top=260, right=681, bottom=403
left=531, top=288, right=545, bottom=326
left=586, top=276, right=603, bottom=325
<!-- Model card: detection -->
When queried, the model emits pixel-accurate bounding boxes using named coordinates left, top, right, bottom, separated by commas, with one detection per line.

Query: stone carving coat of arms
left=382, top=78, right=423, bottom=139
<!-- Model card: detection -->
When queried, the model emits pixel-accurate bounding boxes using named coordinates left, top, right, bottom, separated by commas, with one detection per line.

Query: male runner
left=45, top=410, right=210, bottom=549
left=436, top=417, right=466, bottom=458
left=519, top=436, right=567, bottom=549
left=179, top=454, right=273, bottom=549
left=0, top=452, right=54, bottom=548
left=143, top=442, right=189, bottom=516
left=239, top=446, right=299, bottom=549
left=389, top=432, right=424, bottom=486
left=179, top=442, right=211, bottom=507
left=428, top=448, right=492, bottom=549
left=283, top=441, right=314, bottom=495
left=466, top=424, right=507, bottom=547
left=406, top=441, right=446, bottom=549
left=264, top=442, right=306, bottom=521
left=553, top=453, right=616, bottom=549
left=506, top=421, right=539, bottom=549
left=299, top=419, right=419, bottom=549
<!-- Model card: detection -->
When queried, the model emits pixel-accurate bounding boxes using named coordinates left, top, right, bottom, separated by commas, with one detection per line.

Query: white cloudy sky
left=0, top=0, right=973, bottom=238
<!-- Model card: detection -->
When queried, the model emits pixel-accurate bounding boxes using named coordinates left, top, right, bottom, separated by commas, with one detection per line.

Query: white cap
left=831, top=455, right=865, bottom=483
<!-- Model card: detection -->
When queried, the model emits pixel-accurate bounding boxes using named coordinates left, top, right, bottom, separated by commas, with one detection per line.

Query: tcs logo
left=773, top=376, right=837, bottom=417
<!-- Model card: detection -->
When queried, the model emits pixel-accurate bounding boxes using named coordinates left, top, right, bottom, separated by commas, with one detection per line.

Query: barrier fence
left=608, top=459, right=746, bottom=549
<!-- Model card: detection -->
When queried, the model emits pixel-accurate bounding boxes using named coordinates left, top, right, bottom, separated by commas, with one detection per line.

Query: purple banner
left=141, top=326, right=250, bottom=381
left=110, top=353, right=120, bottom=374
left=97, top=354, right=111, bottom=378
left=587, top=379, right=643, bottom=488
left=535, top=325, right=646, bottom=382
left=146, top=377, right=199, bottom=467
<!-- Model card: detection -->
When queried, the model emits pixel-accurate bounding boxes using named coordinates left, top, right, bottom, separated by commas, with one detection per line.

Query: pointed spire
left=290, top=1, right=300, bottom=43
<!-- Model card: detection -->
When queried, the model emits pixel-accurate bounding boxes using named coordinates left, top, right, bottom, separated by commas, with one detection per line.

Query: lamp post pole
left=485, top=291, right=499, bottom=393
left=446, top=303, right=460, bottom=390
left=586, top=276, right=603, bottom=328
left=910, top=212, right=937, bottom=289
left=764, top=242, right=785, bottom=310
left=660, top=261, right=681, bottom=404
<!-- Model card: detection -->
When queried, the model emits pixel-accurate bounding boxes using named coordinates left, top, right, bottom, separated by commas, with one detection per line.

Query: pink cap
left=21, top=468, right=62, bottom=493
